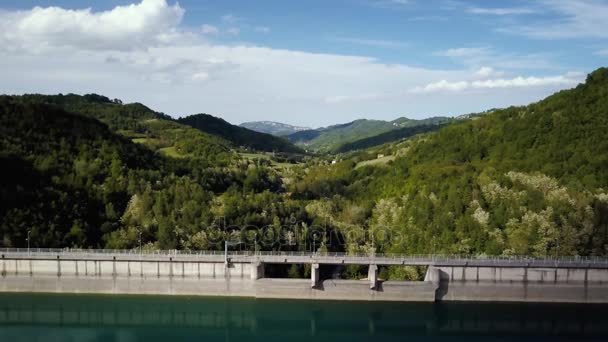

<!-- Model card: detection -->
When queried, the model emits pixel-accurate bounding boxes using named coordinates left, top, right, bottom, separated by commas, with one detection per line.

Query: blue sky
left=1, top=0, right=607, bottom=127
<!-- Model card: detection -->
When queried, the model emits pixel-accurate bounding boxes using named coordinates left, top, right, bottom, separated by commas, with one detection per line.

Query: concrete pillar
left=250, top=261, right=264, bottom=280
left=311, top=263, right=320, bottom=288
left=368, top=264, right=378, bottom=290
left=424, top=266, right=440, bottom=285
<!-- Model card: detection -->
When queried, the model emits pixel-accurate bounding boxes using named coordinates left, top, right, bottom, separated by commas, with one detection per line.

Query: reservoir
left=0, top=293, right=607, bottom=341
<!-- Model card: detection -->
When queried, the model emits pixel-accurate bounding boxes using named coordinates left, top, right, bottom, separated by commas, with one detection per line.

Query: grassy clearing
left=159, top=146, right=192, bottom=159
left=239, top=152, right=298, bottom=171
left=355, top=155, right=395, bottom=169
left=239, top=152, right=273, bottom=160
left=133, top=137, right=162, bottom=143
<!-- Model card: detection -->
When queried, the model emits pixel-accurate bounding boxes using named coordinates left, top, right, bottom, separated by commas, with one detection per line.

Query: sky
left=0, top=0, right=607, bottom=127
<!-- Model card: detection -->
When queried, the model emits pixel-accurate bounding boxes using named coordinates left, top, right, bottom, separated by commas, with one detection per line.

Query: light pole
left=312, top=232, right=318, bottom=255
left=27, top=230, right=31, bottom=255
left=138, top=230, right=143, bottom=256
left=224, top=241, right=242, bottom=267
left=254, top=233, right=258, bottom=255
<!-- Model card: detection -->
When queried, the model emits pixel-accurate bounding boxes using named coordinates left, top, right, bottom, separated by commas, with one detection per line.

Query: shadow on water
left=0, top=293, right=607, bottom=341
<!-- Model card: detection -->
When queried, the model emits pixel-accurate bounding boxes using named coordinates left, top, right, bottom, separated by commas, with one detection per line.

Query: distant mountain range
left=239, top=121, right=310, bottom=136
left=11, top=93, right=303, bottom=156
left=285, top=116, right=450, bottom=153
left=179, top=115, right=303, bottom=154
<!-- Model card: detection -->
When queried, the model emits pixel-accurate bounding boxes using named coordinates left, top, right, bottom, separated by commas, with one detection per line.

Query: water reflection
left=0, top=293, right=607, bottom=341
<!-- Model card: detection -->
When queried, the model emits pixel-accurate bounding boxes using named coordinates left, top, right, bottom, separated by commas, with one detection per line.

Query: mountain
left=287, top=116, right=449, bottom=152
left=178, top=114, right=303, bottom=154
left=293, top=67, right=608, bottom=257
left=2, top=68, right=608, bottom=264
left=18, top=93, right=303, bottom=157
left=0, top=95, right=302, bottom=250
left=0, top=96, right=162, bottom=247
left=239, top=121, right=310, bottom=136
left=335, top=122, right=448, bottom=153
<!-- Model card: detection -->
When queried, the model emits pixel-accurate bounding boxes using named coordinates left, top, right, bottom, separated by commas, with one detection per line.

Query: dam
left=1, top=249, right=608, bottom=303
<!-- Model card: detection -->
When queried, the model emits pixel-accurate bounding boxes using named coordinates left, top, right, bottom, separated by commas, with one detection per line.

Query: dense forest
left=287, top=116, right=449, bottom=153
left=1, top=68, right=608, bottom=279
left=178, top=114, right=303, bottom=153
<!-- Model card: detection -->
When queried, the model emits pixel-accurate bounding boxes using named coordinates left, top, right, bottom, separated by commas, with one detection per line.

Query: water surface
left=0, top=293, right=607, bottom=341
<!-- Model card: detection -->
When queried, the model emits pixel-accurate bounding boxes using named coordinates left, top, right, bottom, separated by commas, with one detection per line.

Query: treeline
left=0, top=96, right=317, bottom=250
left=1, top=68, right=608, bottom=274
left=335, top=123, right=446, bottom=153
left=178, top=114, right=303, bottom=154
left=291, top=68, right=608, bottom=258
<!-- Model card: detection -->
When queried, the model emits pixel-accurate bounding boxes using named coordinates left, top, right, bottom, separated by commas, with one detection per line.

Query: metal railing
left=2, top=248, right=608, bottom=267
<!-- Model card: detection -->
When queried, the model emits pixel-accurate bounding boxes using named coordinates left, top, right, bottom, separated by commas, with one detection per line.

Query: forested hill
left=0, top=97, right=161, bottom=247
left=239, top=121, right=310, bottom=136
left=287, top=116, right=449, bottom=153
left=178, top=114, right=304, bottom=153
left=17, top=94, right=233, bottom=162
left=293, top=67, right=608, bottom=258
left=0, top=95, right=301, bottom=250
left=335, top=122, right=447, bottom=153
left=2, top=68, right=608, bottom=274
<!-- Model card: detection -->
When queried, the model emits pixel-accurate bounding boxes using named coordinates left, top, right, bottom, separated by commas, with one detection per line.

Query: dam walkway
left=2, top=248, right=607, bottom=268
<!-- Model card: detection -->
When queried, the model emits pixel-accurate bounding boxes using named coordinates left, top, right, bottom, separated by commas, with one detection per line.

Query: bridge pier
left=311, top=263, right=319, bottom=288
left=368, top=264, right=378, bottom=290
left=251, top=261, right=264, bottom=280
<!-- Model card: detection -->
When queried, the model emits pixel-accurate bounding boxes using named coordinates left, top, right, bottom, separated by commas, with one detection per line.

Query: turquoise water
left=0, top=293, right=607, bottom=341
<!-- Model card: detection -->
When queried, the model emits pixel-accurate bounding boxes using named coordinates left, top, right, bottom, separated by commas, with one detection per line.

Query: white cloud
left=596, top=48, right=608, bottom=56
left=227, top=27, right=240, bottom=35
left=254, top=26, right=270, bottom=33
left=412, top=80, right=469, bottom=93
left=0, top=1, right=590, bottom=126
left=192, top=71, right=209, bottom=82
left=440, top=47, right=490, bottom=58
left=412, top=73, right=583, bottom=94
left=0, top=0, right=185, bottom=51
left=474, top=67, right=505, bottom=79
left=436, top=46, right=557, bottom=70
left=201, top=24, right=218, bottom=34
left=499, top=0, right=608, bottom=39
left=332, top=36, right=408, bottom=48
left=324, top=93, right=384, bottom=104
left=468, top=7, right=535, bottom=15
left=221, top=14, right=239, bottom=23
left=363, top=0, right=413, bottom=10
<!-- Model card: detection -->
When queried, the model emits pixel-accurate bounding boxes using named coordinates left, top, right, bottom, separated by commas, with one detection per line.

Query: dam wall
left=0, top=256, right=438, bottom=301
left=2, top=252, right=608, bottom=303
left=0, top=256, right=251, bottom=279
left=430, top=265, right=608, bottom=303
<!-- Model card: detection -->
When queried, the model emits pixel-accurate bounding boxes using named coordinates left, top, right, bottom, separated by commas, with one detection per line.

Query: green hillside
left=2, top=68, right=608, bottom=270
left=287, top=117, right=449, bottom=153
left=335, top=122, right=448, bottom=153
left=18, top=94, right=233, bottom=163
left=288, top=119, right=396, bottom=152
left=239, top=121, right=310, bottom=136
left=179, top=114, right=304, bottom=153
left=293, top=68, right=608, bottom=257
left=0, top=96, right=306, bottom=250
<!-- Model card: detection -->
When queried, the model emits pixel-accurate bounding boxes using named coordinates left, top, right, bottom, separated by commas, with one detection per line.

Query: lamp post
left=138, top=230, right=143, bottom=257
left=254, top=233, right=258, bottom=255
left=224, top=241, right=242, bottom=267
left=27, top=230, right=31, bottom=255
left=312, top=232, right=318, bottom=255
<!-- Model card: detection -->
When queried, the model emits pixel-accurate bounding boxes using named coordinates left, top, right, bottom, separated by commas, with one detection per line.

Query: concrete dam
left=2, top=249, right=608, bottom=303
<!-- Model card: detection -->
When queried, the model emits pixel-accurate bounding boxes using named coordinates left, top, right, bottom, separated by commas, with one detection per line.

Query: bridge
left=2, top=248, right=608, bottom=303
